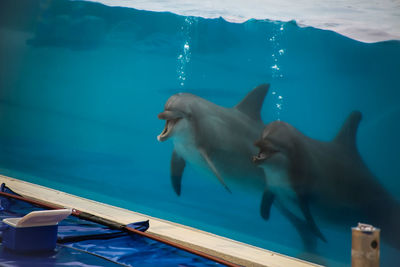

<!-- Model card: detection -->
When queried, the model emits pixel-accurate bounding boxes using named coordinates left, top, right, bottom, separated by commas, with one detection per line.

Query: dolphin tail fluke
left=260, top=190, right=275, bottom=220
left=235, top=84, right=269, bottom=121
left=199, top=149, right=232, bottom=194
left=333, top=110, right=362, bottom=150
left=171, top=150, right=186, bottom=196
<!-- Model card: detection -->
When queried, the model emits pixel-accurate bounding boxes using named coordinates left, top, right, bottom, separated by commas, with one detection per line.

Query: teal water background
left=0, top=0, right=400, bottom=266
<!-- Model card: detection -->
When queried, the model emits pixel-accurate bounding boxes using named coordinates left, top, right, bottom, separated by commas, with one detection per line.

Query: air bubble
left=271, top=65, right=280, bottom=70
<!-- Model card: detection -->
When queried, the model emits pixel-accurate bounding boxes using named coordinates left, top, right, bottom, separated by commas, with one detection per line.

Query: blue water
left=0, top=0, right=399, bottom=266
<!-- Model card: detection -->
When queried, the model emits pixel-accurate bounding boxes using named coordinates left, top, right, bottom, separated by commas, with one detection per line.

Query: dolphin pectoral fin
left=235, top=84, right=269, bottom=121
left=171, top=150, right=186, bottom=196
left=199, top=149, right=232, bottom=194
left=260, top=190, right=275, bottom=220
left=299, top=199, right=327, bottom=243
left=275, top=202, right=318, bottom=253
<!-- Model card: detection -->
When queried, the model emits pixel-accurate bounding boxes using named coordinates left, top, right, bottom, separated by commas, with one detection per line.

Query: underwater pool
left=0, top=0, right=399, bottom=266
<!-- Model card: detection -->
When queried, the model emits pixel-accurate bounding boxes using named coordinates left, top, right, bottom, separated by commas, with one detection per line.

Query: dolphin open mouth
left=252, top=151, right=268, bottom=163
left=157, top=118, right=181, bottom=142
left=252, top=140, right=279, bottom=164
left=157, top=110, right=185, bottom=142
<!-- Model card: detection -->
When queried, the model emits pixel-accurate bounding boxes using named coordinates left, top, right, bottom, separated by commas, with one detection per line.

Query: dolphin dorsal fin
left=235, top=84, right=269, bottom=121
left=334, top=111, right=362, bottom=149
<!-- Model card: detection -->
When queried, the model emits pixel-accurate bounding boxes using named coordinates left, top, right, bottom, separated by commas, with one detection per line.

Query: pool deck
left=0, top=175, right=322, bottom=267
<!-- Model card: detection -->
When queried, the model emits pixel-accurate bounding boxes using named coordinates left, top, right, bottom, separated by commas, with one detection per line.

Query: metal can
left=351, top=223, right=380, bottom=267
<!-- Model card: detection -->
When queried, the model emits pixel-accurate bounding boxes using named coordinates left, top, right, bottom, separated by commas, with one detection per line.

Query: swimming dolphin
left=157, top=84, right=328, bottom=255
left=253, top=111, right=400, bottom=250
left=157, top=84, right=269, bottom=195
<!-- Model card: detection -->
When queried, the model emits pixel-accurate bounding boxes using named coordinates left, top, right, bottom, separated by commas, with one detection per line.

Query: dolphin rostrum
left=253, top=111, right=400, bottom=250
left=157, top=84, right=269, bottom=195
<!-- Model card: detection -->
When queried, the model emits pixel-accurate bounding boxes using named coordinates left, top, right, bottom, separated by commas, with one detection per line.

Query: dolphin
left=253, top=111, right=400, bottom=250
left=157, top=83, right=329, bottom=255
left=157, top=84, right=269, bottom=195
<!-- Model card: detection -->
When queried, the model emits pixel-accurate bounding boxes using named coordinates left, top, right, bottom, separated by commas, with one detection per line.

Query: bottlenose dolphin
left=157, top=84, right=329, bottom=255
left=157, top=84, right=269, bottom=195
left=253, top=111, right=400, bottom=250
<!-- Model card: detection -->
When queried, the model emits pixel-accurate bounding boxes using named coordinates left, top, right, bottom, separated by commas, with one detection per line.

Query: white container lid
left=2, top=209, right=72, bottom=228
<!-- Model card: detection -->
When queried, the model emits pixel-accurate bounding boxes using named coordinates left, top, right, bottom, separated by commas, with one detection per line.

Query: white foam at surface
left=81, top=0, right=400, bottom=43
